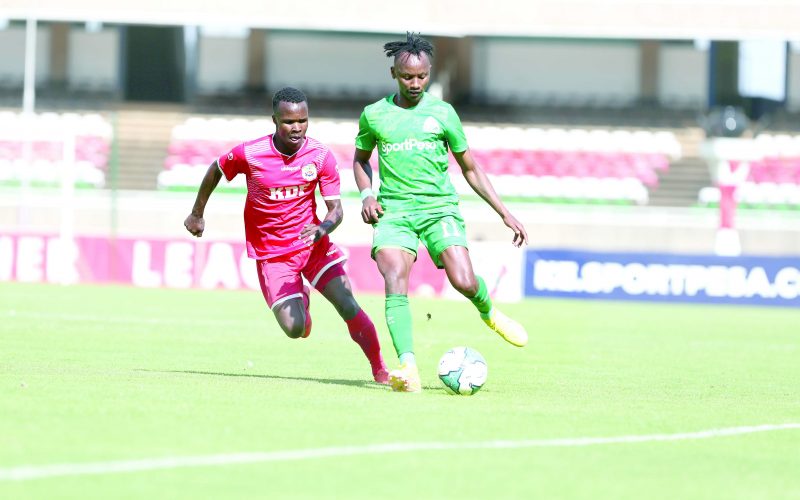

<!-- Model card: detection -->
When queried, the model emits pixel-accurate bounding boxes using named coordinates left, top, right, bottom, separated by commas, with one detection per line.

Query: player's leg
left=372, top=216, right=422, bottom=392
left=256, top=257, right=311, bottom=339
left=419, top=212, right=481, bottom=298
left=376, top=248, right=421, bottom=392
left=423, top=213, right=528, bottom=347
left=372, top=217, right=418, bottom=358
left=304, top=238, right=388, bottom=383
left=375, top=248, right=415, bottom=357
left=271, top=298, right=308, bottom=338
left=319, top=275, right=389, bottom=383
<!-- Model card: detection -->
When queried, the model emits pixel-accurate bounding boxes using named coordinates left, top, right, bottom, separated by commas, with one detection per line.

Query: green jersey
left=355, top=93, right=469, bottom=216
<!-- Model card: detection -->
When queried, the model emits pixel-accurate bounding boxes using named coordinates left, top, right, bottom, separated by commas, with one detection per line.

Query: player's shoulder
left=241, top=134, right=273, bottom=151
left=304, top=136, right=331, bottom=154
left=362, top=95, right=393, bottom=115
left=303, top=136, right=335, bottom=164
left=424, top=93, right=457, bottom=114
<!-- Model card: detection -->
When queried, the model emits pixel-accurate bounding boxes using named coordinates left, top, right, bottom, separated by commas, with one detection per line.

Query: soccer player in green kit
left=353, top=33, right=529, bottom=393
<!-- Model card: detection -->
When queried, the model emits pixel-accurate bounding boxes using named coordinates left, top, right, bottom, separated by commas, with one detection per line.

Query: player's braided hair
left=272, top=87, right=307, bottom=113
left=383, top=32, right=434, bottom=61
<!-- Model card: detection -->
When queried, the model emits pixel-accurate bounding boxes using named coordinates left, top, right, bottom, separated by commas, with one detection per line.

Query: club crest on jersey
left=423, top=117, right=441, bottom=134
left=301, top=164, right=317, bottom=181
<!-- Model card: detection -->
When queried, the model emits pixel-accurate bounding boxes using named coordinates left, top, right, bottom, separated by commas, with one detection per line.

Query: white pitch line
left=2, top=423, right=798, bottom=482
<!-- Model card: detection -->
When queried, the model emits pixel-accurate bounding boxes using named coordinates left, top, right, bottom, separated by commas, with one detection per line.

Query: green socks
left=469, top=276, right=493, bottom=319
left=385, top=294, right=413, bottom=359
left=384, top=278, right=489, bottom=362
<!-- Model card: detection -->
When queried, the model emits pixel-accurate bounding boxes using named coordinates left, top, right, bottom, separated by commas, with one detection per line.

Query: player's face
left=390, top=53, right=431, bottom=106
left=272, top=100, right=309, bottom=154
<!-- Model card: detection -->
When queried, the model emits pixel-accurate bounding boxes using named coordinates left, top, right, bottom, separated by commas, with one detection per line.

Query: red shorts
left=256, top=236, right=347, bottom=310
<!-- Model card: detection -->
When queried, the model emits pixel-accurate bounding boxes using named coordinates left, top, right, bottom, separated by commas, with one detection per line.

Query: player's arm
left=353, top=110, right=382, bottom=224
left=184, top=160, right=223, bottom=238
left=453, top=149, right=529, bottom=247
left=300, top=198, right=343, bottom=246
left=353, top=148, right=383, bottom=224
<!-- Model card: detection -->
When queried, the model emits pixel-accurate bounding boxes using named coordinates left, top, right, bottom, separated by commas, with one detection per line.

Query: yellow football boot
left=482, top=308, right=528, bottom=347
left=388, top=363, right=422, bottom=393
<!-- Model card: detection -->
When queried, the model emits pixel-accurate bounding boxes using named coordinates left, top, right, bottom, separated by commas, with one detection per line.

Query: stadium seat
left=697, top=132, right=800, bottom=209
left=0, top=112, right=111, bottom=188
left=160, top=118, right=678, bottom=204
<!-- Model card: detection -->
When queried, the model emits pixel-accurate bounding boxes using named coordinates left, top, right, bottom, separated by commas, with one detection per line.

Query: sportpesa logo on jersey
left=380, top=138, right=437, bottom=154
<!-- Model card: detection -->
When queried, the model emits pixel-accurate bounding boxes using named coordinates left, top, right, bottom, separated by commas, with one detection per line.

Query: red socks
left=346, top=309, right=386, bottom=375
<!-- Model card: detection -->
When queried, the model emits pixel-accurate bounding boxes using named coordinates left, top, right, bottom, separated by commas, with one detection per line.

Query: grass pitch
left=1, top=282, right=799, bottom=499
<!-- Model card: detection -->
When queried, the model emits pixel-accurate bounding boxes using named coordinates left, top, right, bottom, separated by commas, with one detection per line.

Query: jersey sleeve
left=317, top=148, right=341, bottom=200
left=444, top=105, right=468, bottom=153
left=217, top=143, right=248, bottom=181
left=354, top=110, right=377, bottom=152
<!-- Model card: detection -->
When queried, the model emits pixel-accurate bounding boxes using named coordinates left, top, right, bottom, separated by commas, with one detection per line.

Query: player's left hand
left=299, top=223, right=324, bottom=247
left=502, top=213, right=528, bottom=247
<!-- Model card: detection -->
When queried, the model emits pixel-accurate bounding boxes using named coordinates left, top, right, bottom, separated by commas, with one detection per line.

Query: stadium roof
left=3, top=0, right=799, bottom=41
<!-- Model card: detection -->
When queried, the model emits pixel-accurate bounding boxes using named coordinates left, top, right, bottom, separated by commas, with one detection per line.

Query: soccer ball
left=437, top=347, right=488, bottom=395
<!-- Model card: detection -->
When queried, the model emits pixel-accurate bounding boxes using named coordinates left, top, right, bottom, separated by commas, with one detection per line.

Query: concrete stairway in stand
left=649, top=127, right=711, bottom=207
left=112, top=105, right=186, bottom=190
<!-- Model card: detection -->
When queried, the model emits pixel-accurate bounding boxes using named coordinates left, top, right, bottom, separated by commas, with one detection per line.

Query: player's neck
left=272, top=136, right=305, bottom=157
left=393, top=92, right=424, bottom=109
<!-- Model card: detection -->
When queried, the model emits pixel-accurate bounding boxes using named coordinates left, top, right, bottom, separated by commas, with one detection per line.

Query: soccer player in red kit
left=184, top=87, right=389, bottom=384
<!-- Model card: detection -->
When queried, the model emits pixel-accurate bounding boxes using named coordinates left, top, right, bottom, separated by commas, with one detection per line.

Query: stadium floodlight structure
left=12, top=14, right=81, bottom=285
left=57, top=131, right=78, bottom=286
left=11, top=112, right=80, bottom=286
left=699, top=106, right=760, bottom=257
left=17, top=15, right=38, bottom=225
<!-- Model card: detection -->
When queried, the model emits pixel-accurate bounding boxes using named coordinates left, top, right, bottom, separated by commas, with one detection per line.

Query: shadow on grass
left=137, top=368, right=388, bottom=390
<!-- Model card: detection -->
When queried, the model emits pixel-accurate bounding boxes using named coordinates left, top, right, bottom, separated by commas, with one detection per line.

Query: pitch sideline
left=1, top=423, right=798, bottom=482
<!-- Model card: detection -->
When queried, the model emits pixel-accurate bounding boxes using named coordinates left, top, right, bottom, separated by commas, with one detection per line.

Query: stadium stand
left=0, top=111, right=111, bottom=188
left=114, top=107, right=186, bottom=190
left=158, top=117, right=682, bottom=205
left=698, top=133, right=800, bottom=208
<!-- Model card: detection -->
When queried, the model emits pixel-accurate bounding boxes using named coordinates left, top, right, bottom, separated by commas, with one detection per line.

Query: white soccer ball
left=437, top=346, right=488, bottom=395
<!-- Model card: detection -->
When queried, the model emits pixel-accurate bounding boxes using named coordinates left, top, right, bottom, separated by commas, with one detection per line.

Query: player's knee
left=284, top=325, right=304, bottom=339
left=337, top=298, right=359, bottom=320
left=281, top=317, right=306, bottom=339
left=451, top=276, right=478, bottom=296
left=381, top=268, right=407, bottom=288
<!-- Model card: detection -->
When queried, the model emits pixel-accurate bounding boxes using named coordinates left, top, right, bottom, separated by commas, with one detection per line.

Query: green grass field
left=1, top=282, right=799, bottom=499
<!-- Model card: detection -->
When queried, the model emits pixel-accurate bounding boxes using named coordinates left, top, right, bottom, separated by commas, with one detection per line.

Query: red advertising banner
left=0, top=234, right=447, bottom=295
left=0, top=233, right=522, bottom=301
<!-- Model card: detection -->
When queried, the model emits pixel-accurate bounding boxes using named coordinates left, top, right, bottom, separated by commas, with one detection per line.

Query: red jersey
left=218, top=135, right=340, bottom=259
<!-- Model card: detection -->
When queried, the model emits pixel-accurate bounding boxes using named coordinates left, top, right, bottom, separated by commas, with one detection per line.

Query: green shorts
left=371, top=210, right=468, bottom=268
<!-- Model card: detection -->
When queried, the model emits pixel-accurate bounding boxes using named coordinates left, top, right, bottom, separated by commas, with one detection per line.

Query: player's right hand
left=361, top=197, right=384, bottom=224
left=184, top=213, right=205, bottom=237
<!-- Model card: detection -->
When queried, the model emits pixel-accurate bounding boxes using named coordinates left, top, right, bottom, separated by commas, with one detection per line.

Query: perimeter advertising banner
left=525, top=249, right=800, bottom=307
left=0, top=233, right=522, bottom=301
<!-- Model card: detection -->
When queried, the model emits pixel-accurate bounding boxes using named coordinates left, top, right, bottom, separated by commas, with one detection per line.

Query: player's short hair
left=272, top=87, right=307, bottom=114
left=383, top=32, right=434, bottom=62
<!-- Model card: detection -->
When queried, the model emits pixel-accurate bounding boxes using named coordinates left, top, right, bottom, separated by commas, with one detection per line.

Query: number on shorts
left=440, top=218, right=460, bottom=238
